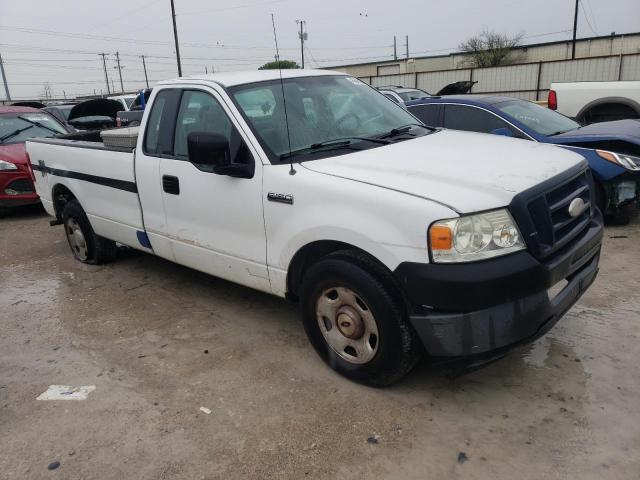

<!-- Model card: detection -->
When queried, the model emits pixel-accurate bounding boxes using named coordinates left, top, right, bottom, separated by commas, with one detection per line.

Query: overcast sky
left=1, top=0, right=638, bottom=99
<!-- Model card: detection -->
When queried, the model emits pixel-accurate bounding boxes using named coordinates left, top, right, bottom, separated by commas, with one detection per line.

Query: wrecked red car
left=0, top=106, right=69, bottom=215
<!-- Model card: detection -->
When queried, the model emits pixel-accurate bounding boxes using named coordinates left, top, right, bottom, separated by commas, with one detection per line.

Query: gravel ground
left=1, top=206, right=639, bottom=479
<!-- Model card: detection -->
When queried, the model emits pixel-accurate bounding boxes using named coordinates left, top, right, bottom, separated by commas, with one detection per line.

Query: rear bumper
left=393, top=212, right=603, bottom=357
left=0, top=167, right=39, bottom=208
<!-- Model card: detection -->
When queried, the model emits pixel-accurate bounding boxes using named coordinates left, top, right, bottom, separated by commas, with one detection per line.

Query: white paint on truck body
left=551, top=80, right=640, bottom=118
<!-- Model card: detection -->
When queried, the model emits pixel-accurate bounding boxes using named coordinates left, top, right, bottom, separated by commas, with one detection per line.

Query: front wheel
left=299, top=251, right=422, bottom=387
left=62, top=200, right=118, bottom=264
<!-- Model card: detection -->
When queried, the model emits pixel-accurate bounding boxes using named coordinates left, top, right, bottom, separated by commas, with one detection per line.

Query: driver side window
left=173, top=90, right=232, bottom=159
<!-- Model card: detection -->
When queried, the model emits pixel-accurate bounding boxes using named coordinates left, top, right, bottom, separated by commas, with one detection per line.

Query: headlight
left=429, top=209, right=525, bottom=263
left=0, top=159, right=18, bottom=171
left=596, top=150, right=640, bottom=171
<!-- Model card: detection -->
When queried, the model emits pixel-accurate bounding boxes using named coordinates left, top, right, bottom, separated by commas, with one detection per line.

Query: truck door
left=156, top=87, right=269, bottom=293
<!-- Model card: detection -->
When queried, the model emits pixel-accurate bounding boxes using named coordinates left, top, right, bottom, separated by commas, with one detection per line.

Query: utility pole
left=393, top=36, right=397, bottom=60
left=297, top=20, right=306, bottom=68
left=115, top=51, right=124, bottom=93
left=571, top=0, right=579, bottom=59
left=99, top=53, right=110, bottom=94
left=0, top=51, right=11, bottom=101
left=205, top=66, right=208, bottom=74
left=141, top=55, right=149, bottom=88
left=170, top=0, right=182, bottom=76
left=405, top=35, right=409, bottom=59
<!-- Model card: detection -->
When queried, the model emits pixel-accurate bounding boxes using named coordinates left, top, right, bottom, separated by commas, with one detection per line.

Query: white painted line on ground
left=36, top=385, right=96, bottom=400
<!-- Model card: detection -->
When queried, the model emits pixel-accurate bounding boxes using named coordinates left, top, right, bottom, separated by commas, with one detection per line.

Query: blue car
left=406, top=95, right=640, bottom=223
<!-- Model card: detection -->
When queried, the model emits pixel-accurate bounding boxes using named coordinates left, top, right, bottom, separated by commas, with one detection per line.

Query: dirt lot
left=1, top=207, right=639, bottom=480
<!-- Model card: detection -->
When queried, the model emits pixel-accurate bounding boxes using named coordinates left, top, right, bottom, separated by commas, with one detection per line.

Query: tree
left=259, top=60, right=300, bottom=70
left=40, top=82, right=53, bottom=101
left=458, top=29, right=524, bottom=68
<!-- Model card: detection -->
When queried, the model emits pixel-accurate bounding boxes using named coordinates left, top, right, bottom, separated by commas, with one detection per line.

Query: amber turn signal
left=430, top=225, right=452, bottom=250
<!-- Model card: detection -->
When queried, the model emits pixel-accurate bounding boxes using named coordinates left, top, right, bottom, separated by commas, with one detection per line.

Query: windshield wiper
left=280, top=137, right=390, bottom=160
left=0, top=125, right=35, bottom=143
left=18, top=115, right=63, bottom=136
left=377, top=123, right=432, bottom=140
left=547, top=128, right=576, bottom=136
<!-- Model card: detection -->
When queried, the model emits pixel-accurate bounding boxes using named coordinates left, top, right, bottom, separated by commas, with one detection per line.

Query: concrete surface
left=1, top=207, right=639, bottom=479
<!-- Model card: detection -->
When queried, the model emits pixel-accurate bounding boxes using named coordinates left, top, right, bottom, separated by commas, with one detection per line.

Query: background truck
left=115, top=88, right=152, bottom=127
left=549, top=80, right=640, bottom=124
left=27, top=70, right=603, bottom=386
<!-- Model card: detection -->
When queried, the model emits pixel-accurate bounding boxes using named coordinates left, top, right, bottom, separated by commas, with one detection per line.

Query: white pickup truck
left=27, top=70, right=603, bottom=386
left=549, top=80, right=640, bottom=124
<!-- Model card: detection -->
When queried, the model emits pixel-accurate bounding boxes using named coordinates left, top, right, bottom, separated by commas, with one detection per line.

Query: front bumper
left=393, top=212, right=603, bottom=357
left=0, top=165, right=39, bottom=208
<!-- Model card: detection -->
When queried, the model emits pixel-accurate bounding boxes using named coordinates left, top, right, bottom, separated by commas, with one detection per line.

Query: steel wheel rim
left=316, top=286, right=379, bottom=365
left=65, top=218, right=88, bottom=261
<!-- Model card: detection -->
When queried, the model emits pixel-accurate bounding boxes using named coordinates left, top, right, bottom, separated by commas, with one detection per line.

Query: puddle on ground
left=522, top=335, right=552, bottom=368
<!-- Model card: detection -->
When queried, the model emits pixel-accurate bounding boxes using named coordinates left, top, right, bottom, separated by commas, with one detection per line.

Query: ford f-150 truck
left=27, top=70, right=603, bottom=386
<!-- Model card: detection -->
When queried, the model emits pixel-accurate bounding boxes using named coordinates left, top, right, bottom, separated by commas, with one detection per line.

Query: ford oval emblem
left=568, top=198, right=587, bottom=217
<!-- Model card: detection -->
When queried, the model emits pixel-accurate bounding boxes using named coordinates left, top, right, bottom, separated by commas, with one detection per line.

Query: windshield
left=56, top=106, right=74, bottom=120
left=496, top=100, right=581, bottom=136
left=124, top=96, right=136, bottom=108
left=397, top=89, right=431, bottom=101
left=230, top=75, right=428, bottom=162
left=0, top=113, right=67, bottom=145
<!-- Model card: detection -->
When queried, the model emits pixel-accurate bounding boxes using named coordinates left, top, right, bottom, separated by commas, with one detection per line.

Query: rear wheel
left=299, top=251, right=422, bottom=387
left=62, top=200, right=117, bottom=264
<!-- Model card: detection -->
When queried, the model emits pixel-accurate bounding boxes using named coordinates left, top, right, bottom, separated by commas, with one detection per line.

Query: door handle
left=162, top=175, right=180, bottom=195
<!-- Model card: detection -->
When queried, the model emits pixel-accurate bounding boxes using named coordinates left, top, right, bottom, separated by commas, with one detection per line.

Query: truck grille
left=510, top=166, right=595, bottom=260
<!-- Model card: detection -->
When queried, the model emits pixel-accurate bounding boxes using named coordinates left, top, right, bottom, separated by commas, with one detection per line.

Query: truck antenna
left=271, top=13, right=295, bottom=175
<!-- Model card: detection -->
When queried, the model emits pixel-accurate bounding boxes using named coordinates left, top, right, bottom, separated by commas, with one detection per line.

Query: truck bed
left=27, top=135, right=149, bottom=252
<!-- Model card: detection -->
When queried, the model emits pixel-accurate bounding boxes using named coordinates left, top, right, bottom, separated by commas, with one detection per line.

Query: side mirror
left=491, top=127, right=515, bottom=137
left=187, top=132, right=254, bottom=178
left=187, top=132, right=229, bottom=167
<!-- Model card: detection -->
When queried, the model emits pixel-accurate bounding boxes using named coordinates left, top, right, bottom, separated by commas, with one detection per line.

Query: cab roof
left=158, top=69, right=346, bottom=88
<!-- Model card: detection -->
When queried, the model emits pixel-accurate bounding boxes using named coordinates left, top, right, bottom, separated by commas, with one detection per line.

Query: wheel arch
left=285, top=240, right=406, bottom=306
left=51, top=183, right=78, bottom=220
left=576, top=96, right=640, bottom=122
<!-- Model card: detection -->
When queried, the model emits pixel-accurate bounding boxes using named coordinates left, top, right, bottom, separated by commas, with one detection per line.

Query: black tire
left=608, top=204, right=632, bottom=226
left=61, top=200, right=118, bottom=264
left=299, top=250, right=422, bottom=387
left=594, top=181, right=607, bottom=216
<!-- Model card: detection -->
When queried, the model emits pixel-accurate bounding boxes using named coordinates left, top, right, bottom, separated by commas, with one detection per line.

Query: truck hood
left=0, top=143, right=28, bottom=166
left=301, top=129, right=586, bottom=214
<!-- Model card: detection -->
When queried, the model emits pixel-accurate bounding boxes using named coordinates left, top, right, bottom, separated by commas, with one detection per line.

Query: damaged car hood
left=68, top=99, right=123, bottom=121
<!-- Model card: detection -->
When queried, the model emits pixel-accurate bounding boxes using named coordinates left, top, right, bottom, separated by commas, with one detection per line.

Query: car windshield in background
left=0, top=113, right=68, bottom=144
left=56, top=106, right=74, bottom=120
left=397, top=89, right=430, bottom=101
left=496, top=100, right=581, bottom=136
left=230, top=75, right=429, bottom=162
